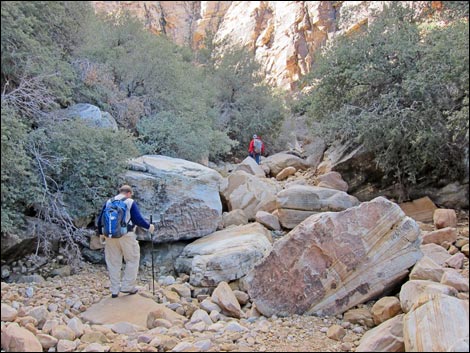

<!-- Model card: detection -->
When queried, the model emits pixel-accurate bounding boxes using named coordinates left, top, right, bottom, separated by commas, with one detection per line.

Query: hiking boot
left=121, top=288, right=138, bottom=295
left=111, top=293, right=119, bottom=298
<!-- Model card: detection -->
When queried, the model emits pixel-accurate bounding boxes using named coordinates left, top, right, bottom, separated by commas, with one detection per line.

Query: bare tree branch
left=1, top=73, right=59, bottom=121
left=28, top=140, right=85, bottom=270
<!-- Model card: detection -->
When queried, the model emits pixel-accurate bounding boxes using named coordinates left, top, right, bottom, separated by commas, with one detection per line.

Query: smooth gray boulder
left=175, top=223, right=273, bottom=286
left=61, top=103, right=118, bottom=130
left=262, top=152, right=309, bottom=176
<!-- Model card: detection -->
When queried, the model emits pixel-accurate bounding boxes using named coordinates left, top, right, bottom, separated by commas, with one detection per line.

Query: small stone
left=158, top=276, right=175, bottom=286
left=1, top=266, right=11, bottom=278
left=57, top=339, right=76, bottom=352
left=48, top=303, right=59, bottom=312
left=36, top=334, right=59, bottom=350
left=25, top=287, right=34, bottom=298
left=352, top=326, right=364, bottom=334
left=327, top=324, right=346, bottom=341
left=1, top=303, right=18, bottom=321
left=340, top=342, right=353, bottom=351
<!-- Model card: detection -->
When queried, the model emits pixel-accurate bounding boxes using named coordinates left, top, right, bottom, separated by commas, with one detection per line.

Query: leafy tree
left=301, top=3, right=469, bottom=192
left=1, top=1, right=94, bottom=106
left=77, top=11, right=236, bottom=162
left=438, top=1, right=469, bottom=21
left=210, top=45, right=286, bottom=156
left=1, top=1, right=101, bottom=267
left=78, top=11, right=286, bottom=161
left=29, top=119, right=138, bottom=222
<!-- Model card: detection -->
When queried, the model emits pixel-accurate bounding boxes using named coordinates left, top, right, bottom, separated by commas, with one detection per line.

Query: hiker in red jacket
left=249, top=134, right=265, bottom=165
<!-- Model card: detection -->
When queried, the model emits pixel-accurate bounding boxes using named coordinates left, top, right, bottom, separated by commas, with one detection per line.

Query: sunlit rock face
left=246, top=197, right=422, bottom=317
left=91, top=1, right=412, bottom=90
left=125, top=155, right=223, bottom=243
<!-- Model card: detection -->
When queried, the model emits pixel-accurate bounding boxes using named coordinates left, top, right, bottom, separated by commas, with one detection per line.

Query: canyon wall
left=91, top=1, right=416, bottom=90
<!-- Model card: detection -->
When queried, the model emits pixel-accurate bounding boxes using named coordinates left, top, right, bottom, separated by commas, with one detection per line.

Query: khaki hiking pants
left=104, top=232, right=140, bottom=294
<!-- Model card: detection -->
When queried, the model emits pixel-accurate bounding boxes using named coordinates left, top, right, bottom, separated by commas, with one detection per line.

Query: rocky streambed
left=1, top=212, right=468, bottom=352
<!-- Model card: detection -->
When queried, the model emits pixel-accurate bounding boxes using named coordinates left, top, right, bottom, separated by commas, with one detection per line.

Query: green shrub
left=1, top=105, right=39, bottom=233
left=210, top=45, right=286, bottom=156
left=301, top=3, right=469, bottom=189
left=136, top=111, right=237, bottom=162
left=1, top=1, right=94, bottom=106
left=30, top=119, right=138, bottom=222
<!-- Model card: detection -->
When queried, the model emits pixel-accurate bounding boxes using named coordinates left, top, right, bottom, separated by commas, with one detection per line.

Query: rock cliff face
left=90, top=1, right=406, bottom=90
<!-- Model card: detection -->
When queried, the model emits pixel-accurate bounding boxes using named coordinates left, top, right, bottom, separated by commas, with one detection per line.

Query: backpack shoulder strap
left=111, top=196, right=127, bottom=203
left=122, top=198, right=133, bottom=226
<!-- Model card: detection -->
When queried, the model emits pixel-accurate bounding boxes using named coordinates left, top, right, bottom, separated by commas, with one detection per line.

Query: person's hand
left=99, top=234, right=106, bottom=245
left=149, top=224, right=155, bottom=233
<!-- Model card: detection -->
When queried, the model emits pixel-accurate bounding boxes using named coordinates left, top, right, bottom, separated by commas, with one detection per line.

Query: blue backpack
left=100, top=198, right=129, bottom=238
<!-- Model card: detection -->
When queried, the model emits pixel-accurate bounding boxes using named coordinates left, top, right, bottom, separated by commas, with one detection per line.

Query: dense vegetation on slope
left=296, top=2, right=469, bottom=196
left=1, top=1, right=285, bottom=264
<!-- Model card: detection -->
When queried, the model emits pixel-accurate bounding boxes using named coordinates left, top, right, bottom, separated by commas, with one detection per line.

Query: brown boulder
left=399, top=197, right=437, bottom=222
left=433, top=209, right=458, bottom=229
left=246, top=197, right=422, bottom=317
left=1, top=323, right=43, bottom=352
left=316, top=171, right=349, bottom=192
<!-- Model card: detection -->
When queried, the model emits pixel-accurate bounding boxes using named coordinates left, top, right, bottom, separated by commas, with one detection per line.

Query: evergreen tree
left=299, top=3, right=469, bottom=191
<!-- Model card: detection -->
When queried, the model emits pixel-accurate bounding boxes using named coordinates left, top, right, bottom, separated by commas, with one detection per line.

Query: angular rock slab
left=234, top=156, right=266, bottom=177
left=126, top=155, right=223, bottom=242
left=316, top=171, right=349, bottom=192
left=399, top=196, right=437, bottom=223
left=175, top=223, right=273, bottom=287
left=276, top=185, right=360, bottom=229
left=277, top=185, right=359, bottom=212
left=246, top=197, right=422, bottom=317
left=262, top=152, right=309, bottom=176
left=80, top=294, right=161, bottom=328
left=356, top=314, right=405, bottom=352
left=403, top=294, right=469, bottom=352
left=399, top=280, right=458, bottom=313
left=221, top=171, right=281, bottom=219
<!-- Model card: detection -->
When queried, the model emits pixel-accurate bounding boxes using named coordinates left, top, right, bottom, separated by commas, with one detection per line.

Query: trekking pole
left=150, top=214, right=155, bottom=296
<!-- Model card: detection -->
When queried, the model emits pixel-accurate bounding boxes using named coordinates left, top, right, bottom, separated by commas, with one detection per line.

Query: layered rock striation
left=125, top=155, right=223, bottom=243
left=246, top=197, right=423, bottom=317
left=91, top=1, right=388, bottom=90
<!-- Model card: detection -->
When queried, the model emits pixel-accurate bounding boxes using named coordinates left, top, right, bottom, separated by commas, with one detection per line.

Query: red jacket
left=249, top=138, right=265, bottom=154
